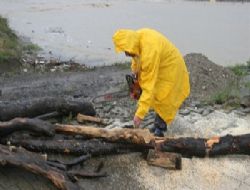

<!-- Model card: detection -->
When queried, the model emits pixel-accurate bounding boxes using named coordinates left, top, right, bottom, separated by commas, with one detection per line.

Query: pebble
left=179, top=109, right=191, bottom=116
left=202, top=107, right=214, bottom=116
left=233, top=110, right=247, bottom=116
left=241, top=107, right=250, bottom=113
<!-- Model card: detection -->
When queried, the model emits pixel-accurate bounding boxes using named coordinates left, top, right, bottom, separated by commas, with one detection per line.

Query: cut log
left=147, top=150, right=182, bottom=170
left=0, top=144, right=80, bottom=190
left=208, top=134, right=250, bottom=156
left=0, top=97, right=96, bottom=121
left=77, top=113, right=105, bottom=124
left=0, top=117, right=55, bottom=137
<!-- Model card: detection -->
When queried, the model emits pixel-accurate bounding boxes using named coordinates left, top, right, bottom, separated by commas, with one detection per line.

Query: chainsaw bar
left=92, top=91, right=129, bottom=104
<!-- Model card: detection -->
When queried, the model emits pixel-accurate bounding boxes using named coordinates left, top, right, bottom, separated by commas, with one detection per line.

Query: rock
left=179, top=109, right=191, bottom=116
left=240, top=95, right=250, bottom=108
left=241, top=107, right=250, bottom=113
left=233, top=109, right=247, bottom=116
left=202, top=108, right=214, bottom=116
left=190, top=100, right=202, bottom=108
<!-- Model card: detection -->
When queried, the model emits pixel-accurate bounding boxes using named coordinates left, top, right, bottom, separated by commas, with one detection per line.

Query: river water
left=0, top=0, right=249, bottom=66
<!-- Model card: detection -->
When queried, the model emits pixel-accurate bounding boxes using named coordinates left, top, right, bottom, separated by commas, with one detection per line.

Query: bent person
left=113, top=28, right=190, bottom=137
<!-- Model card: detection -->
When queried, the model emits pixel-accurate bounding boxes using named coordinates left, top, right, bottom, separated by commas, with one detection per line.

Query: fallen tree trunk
left=0, top=144, right=80, bottom=190
left=55, top=124, right=250, bottom=157
left=0, top=97, right=96, bottom=121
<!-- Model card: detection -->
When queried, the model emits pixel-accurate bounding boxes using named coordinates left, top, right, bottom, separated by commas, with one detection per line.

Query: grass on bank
left=0, top=16, right=41, bottom=65
left=228, top=59, right=250, bottom=76
left=0, top=16, right=20, bottom=63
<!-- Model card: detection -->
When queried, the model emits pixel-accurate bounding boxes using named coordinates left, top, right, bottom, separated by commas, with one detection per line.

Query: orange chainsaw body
left=126, top=74, right=142, bottom=100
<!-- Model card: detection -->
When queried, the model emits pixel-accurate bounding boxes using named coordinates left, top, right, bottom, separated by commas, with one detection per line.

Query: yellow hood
left=112, top=29, right=140, bottom=55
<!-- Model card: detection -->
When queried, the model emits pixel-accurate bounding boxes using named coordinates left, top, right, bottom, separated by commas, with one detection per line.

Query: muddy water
left=0, top=0, right=249, bottom=66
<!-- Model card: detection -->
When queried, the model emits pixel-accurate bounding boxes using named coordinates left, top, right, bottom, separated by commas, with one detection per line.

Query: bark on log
left=0, top=144, right=80, bottom=190
left=0, top=97, right=96, bottom=121
left=0, top=117, right=55, bottom=137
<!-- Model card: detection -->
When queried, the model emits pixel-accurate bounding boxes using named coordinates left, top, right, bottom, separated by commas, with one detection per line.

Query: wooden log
left=77, top=113, right=105, bottom=124
left=0, top=97, right=96, bottom=121
left=0, top=144, right=80, bottom=190
left=147, top=150, right=182, bottom=170
left=159, top=134, right=250, bottom=157
left=208, top=134, right=250, bottom=156
left=5, top=139, right=147, bottom=156
left=55, top=124, right=155, bottom=145
left=0, top=117, right=55, bottom=137
left=158, top=137, right=206, bottom=158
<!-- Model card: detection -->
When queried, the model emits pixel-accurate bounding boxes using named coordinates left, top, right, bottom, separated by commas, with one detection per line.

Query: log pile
left=0, top=99, right=249, bottom=190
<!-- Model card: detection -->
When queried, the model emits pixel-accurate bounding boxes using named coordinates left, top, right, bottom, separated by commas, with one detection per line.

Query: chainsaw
left=92, top=74, right=142, bottom=104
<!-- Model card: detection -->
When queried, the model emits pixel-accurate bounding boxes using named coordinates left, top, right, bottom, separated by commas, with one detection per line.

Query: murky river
left=0, top=0, right=249, bottom=66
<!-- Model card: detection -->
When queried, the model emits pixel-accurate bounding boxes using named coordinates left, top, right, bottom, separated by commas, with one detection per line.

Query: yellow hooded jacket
left=113, top=28, right=190, bottom=124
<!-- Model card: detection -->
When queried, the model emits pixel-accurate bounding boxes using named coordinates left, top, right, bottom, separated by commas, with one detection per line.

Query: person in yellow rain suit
left=113, top=28, right=190, bottom=137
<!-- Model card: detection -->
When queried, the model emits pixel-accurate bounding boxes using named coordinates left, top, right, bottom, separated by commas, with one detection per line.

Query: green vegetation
left=208, top=80, right=240, bottom=106
left=0, top=16, right=20, bottom=63
left=0, top=16, right=41, bottom=66
left=228, top=59, right=250, bottom=76
left=22, top=43, right=41, bottom=52
left=211, top=88, right=232, bottom=104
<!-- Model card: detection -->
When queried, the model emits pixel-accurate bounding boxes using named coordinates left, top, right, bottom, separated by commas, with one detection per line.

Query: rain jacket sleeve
left=135, top=46, right=160, bottom=119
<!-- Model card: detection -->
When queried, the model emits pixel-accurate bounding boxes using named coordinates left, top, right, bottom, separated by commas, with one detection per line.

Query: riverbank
left=0, top=56, right=250, bottom=190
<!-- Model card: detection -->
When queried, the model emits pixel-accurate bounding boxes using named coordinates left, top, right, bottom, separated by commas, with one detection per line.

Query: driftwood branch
left=0, top=144, right=80, bottom=190
left=0, top=117, right=55, bottom=137
left=77, top=113, right=105, bottom=124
